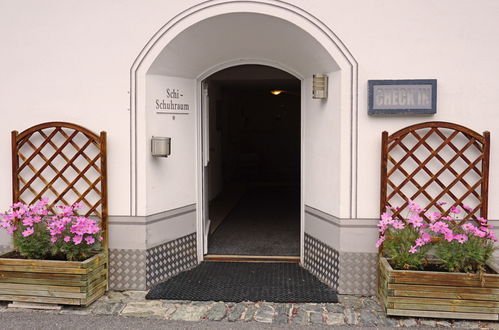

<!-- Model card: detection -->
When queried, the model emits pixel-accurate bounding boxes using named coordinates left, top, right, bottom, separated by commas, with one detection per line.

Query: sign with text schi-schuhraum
left=368, top=79, right=437, bottom=115
left=155, top=88, right=190, bottom=115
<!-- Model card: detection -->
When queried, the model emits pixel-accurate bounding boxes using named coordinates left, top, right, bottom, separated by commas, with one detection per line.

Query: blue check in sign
left=368, top=80, right=437, bottom=115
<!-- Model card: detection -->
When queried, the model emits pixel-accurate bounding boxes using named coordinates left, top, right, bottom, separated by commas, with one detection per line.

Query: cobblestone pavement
left=1, top=291, right=498, bottom=328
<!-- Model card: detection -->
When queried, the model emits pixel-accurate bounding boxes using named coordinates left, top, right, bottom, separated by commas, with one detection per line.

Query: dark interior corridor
left=205, top=65, right=301, bottom=257
left=208, top=185, right=300, bottom=256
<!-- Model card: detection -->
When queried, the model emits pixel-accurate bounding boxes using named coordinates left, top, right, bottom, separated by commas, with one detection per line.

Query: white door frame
left=195, top=59, right=305, bottom=263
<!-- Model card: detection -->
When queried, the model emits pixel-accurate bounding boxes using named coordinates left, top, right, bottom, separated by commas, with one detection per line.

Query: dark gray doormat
left=146, top=262, right=338, bottom=303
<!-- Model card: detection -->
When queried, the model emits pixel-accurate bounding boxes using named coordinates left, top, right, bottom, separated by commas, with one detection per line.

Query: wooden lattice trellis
left=380, top=121, right=490, bottom=227
left=11, top=122, right=108, bottom=248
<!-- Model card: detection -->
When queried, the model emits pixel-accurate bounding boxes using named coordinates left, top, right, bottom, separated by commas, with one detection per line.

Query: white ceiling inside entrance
left=208, top=65, right=300, bottom=92
left=147, top=13, right=340, bottom=78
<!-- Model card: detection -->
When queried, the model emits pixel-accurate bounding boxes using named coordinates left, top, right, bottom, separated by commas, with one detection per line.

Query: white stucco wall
left=0, top=0, right=498, bottom=252
left=145, top=75, right=196, bottom=215
left=304, top=71, right=343, bottom=217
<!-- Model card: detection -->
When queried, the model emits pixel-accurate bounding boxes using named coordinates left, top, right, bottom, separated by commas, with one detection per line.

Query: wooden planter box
left=0, top=251, right=108, bottom=306
left=378, top=256, right=499, bottom=321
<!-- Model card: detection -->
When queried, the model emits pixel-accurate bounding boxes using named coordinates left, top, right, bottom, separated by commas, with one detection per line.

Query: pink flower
left=85, top=236, right=95, bottom=245
left=64, top=236, right=71, bottom=242
left=378, top=224, right=388, bottom=234
left=377, top=212, right=393, bottom=234
left=420, top=232, right=431, bottom=243
left=22, top=217, right=34, bottom=226
left=454, top=234, right=468, bottom=244
left=480, top=227, right=491, bottom=234
left=415, top=238, right=425, bottom=247
left=408, top=199, right=424, bottom=213
left=408, top=214, right=424, bottom=228
left=437, top=201, right=448, bottom=206
left=473, top=229, right=486, bottom=238
left=61, top=206, right=73, bottom=216
left=22, top=227, right=34, bottom=237
left=450, top=206, right=461, bottom=214
left=463, top=205, right=473, bottom=212
left=443, top=229, right=454, bottom=242
left=7, top=226, right=17, bottom=235
left=429, top=221, right=449, bottom=234
left=50, top=236, right=57, bottom=243
left=461, top=223, right=476, bottom=232
left=1, top=216, right=12, bottom=229
left=425, top=212, right=441, bottom=222
left=392, top=220, right=405, bottom=230
left=375, top=236, right=385, bottom=248
left=98, top=235, right=103, bottom=241
left=72, top=235, right=83, bottom=245
left=14, top=209, right=26, bottom=217
left=409, top=246, right=418, bottom=254
left=477, top=217, right=487, bottom=224
left=381, top=212, right=393, bottom=224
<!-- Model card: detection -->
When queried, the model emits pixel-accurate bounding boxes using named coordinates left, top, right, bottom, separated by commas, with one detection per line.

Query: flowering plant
left=1, top=199, right=102, bottom=261
left=376, top=200, right=497, bottom=273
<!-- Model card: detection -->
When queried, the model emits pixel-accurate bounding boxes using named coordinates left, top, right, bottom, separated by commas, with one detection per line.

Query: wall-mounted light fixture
left=270, top=89, right=284, bottom=96
left=312, top=74, right=328, bottom=99
left=151, top=136, right=171, bottom=158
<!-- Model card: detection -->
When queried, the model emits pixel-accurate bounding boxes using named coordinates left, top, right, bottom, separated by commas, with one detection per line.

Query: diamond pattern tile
left=0, top=245, right=12, bottom=255
left=303, top=234, right=339, bottom=289
left=338, top=252, right=378, bottom=295
left=109, top=249, right=147, bottom=290
left=146, top=233, right=197, bottom=288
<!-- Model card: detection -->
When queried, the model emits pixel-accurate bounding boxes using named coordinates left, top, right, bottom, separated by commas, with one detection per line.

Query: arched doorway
left=130, top=1, right=359, bottom=292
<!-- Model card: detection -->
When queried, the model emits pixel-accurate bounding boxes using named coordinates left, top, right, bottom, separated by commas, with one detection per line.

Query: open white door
left=201, top=81, right=211, bottom=254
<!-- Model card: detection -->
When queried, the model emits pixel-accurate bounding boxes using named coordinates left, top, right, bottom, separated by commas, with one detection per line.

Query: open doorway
left=202, top=65, right=301, bottom=257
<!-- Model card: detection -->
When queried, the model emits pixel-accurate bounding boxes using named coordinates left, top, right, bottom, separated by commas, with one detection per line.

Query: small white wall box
left=151, top=136, right=171, bottom=157
left=312, top=74, right=328, bottom=99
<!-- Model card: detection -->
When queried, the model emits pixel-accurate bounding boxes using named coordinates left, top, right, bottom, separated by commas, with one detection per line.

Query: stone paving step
left=2, top=291, right=498, bottom=328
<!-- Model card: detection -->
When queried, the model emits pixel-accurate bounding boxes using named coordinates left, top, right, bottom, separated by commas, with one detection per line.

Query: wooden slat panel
left=81, top=253, right=107, bottom=269
left=0, top=277, right=86, bottom=287
left=83, top=286, right=106, bottom=306
left=0, top=288, right=86, bottom=299
left=83, top=254, right=108, bottom=272
left=86, top=277, right=107, bottom=297
left=391, top=274, right=499, bottom=288
left=0, top=294, right=80, bottom=305
left=0, top=265, right=88, bottom=275
left=378, top=257, right=499, bottom=320
left=392, top=302, right=499, bottom=314
left=0, top=271, right=85, bottom=281
left=0, top=282, right=81, bottom=293
left=390, top=271, right=499, bottom=283
left=387, top=296, right=499, bottom=308
left=392, top=289, right=498, bottom=301
left=86, top=265, right=106, bottom=283
left=0, top=257, right=83, bottom=268
left=0, top=251, right=107, bottom=306
left=387, top=308, right=498, bottom=321
left=388, top=283, right=499, bottom=295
